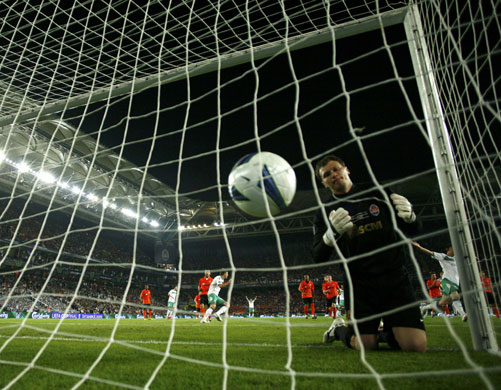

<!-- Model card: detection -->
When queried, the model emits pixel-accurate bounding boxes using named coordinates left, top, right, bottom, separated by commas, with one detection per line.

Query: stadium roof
left=0, top=87, right=243, bottom=233
left=0, top=81, right=315, bottom=236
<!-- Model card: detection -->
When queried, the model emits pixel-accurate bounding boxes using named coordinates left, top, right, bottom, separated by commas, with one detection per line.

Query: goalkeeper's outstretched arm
left=412, top=242, right=434, bottom=256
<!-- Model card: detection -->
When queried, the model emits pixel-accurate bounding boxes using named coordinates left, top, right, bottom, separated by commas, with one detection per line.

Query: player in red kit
left=481, top=271, right=499, bottom=318
left=299, top=274, right=316, bottom=319
left=422, top=273, right=442, bottom=317
left=198, top=270, right=213, bottom=319
left=194, top=294, right=201, bottom=319
left=140, top=284, right=152, bottom=320
left=322, top=275, right=339, bottom=318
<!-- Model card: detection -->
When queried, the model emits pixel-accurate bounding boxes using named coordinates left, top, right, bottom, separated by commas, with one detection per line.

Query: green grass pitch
left=0, top=316, right=500, bottom=389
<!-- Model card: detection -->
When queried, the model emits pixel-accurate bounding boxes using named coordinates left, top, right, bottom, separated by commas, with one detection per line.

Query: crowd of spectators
left=0, top=261, right=158, bottom=315
left=0, top=252, right=342, bottom=316
left=2, top=196, right=483, bottom=317
left=0, top=199, right=152, bottom=265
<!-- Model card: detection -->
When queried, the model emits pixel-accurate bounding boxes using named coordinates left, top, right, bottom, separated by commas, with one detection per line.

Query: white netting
left=0, top=0, right=500, bottom=389
left=418, top=0, right=501, bottom=316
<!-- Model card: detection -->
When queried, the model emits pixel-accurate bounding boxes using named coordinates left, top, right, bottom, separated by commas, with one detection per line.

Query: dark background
left=67, top=23, right=433, bottom=202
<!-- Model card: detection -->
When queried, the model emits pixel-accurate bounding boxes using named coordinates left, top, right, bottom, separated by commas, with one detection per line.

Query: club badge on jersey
left=369, top=204, right=380, bottom=216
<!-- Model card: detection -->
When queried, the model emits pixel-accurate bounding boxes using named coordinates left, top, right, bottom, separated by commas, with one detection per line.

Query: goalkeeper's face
left=319, top=160, right=353, bottom=195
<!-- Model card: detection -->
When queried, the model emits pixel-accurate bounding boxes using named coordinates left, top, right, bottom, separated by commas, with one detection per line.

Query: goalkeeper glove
left=390, top=193, right=416, bottom=223
left=329, top=208, right=354, bottom=236
left=322, top=208, right=353, bottom=246
left=322, top=230, right=335, bottom=247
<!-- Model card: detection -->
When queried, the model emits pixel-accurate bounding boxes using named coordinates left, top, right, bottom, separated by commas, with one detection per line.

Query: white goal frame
left=403, top=4, right=497, bottom=352
left=0, top=4, right=496, bottom=352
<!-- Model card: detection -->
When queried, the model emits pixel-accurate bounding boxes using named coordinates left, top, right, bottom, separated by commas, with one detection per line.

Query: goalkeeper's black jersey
left=312, top=183, right=419, bottom=280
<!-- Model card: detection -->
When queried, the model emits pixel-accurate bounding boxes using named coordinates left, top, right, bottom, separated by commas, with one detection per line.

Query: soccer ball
left=228, top=152, right=296, bottom=217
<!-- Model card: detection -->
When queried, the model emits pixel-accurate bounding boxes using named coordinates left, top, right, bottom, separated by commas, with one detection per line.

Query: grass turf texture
left=0, top=317, right=500, bottom=389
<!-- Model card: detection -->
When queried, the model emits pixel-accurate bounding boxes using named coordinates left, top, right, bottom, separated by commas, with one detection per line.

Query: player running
left=198, top=270, right=213, bottom=319
left=337, top=285, right=345, bottom=316
left=413, top=242, right=467, bottom=321
left=194, top=294, right=201, bottom=319
left=201, top=271, right=232, bottom=323
left=422, top=273, right=442, bottom=317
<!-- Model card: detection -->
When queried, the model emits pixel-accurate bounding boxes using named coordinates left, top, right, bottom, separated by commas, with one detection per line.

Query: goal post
left=403, top=4, right=498, bottom=351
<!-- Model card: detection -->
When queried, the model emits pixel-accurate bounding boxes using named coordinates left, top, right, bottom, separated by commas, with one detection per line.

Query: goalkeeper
left=312, top=155, right=426, bottom=352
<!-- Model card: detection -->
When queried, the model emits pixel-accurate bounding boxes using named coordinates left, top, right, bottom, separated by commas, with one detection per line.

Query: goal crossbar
left=0, top=7, right=408, bottom=129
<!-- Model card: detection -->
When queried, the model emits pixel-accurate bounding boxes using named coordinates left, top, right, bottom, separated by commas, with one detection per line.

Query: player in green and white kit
left=413, top=242, right=467, bottom=321
left=336, top=286, right=344, bottom=316
left=201, top=271, right=232, bottom=323
left=166, top=286, right=177, bottom=319
left=246, top=296, right=257, bottom=317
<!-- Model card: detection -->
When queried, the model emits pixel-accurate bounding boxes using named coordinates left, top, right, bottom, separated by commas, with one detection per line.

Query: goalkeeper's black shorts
left=345, top=274, right=424, bottom=335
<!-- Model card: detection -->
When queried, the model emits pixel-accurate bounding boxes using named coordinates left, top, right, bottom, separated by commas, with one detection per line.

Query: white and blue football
left=228, top=152, right=296, bottom=217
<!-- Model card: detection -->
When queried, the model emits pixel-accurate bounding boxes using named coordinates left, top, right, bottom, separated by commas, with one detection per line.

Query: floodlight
left=57, top=181, right=69, bottom=189
left=86, top=193, right=98, bottom=202
left=38, top=171, right=56, bottom=184
left=17, top=162, right=30, bottom=173
left=121, top=208, right=137, bottom=218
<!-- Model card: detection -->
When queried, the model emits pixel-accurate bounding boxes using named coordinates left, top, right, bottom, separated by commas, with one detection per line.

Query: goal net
left=0, top=0, right=499, bottom=389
